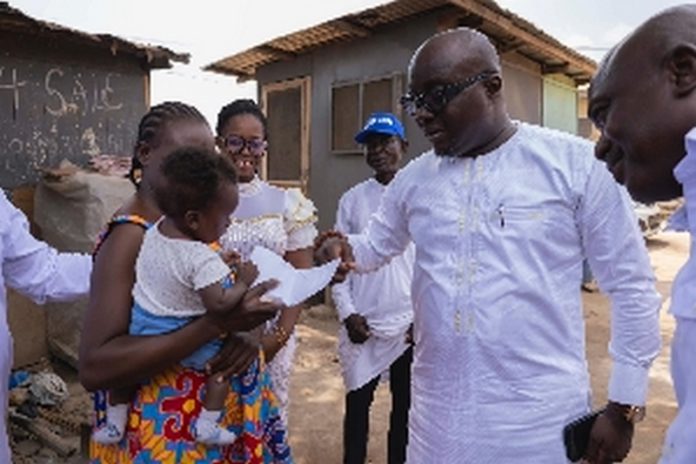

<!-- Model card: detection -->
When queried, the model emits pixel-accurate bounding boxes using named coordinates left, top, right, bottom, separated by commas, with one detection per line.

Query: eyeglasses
left=400, top=71, right=497, bottom=116
left=223, top=135, right=268, bottom=156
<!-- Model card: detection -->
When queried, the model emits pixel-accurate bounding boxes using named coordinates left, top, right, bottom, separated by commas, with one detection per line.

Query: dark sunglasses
left=400, top=71, right=498, bottom=117
left=222, top=135, right=268, bottom=156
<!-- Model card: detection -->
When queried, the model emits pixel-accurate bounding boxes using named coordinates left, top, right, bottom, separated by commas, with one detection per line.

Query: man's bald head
left=596, top=5, right=696, bottom=84
left=406, top=27, right=512, bottom=158
left=629, top=5, right=696, bottom=64
left=589, top=4, right=696, bottom=203
left=408, top=27, right=501, bottom=80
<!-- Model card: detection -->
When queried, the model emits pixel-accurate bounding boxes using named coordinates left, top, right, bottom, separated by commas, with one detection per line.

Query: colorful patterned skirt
left=90, top=358, right=292, bottom=463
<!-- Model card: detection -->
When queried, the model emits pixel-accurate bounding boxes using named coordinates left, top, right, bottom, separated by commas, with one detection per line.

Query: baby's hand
left=236, top=261, right=259, bottom=286
left=221, top=250, right=241, bottom=268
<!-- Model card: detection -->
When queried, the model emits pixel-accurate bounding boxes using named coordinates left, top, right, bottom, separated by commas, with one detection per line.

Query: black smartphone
left=563, top=408, right=605, bottom=462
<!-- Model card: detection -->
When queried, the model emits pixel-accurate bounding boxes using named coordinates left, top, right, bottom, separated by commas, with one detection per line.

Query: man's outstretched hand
left=314, top=231, right=356, bottom=283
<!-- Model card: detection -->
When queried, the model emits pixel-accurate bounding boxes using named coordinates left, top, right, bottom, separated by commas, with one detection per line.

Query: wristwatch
left=623, top=405, right=646, bottom=424
left=607, top=401, right=646, bottom=424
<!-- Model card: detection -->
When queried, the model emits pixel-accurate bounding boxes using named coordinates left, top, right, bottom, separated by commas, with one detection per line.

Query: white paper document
left=249, top=246, right=339, bottom=307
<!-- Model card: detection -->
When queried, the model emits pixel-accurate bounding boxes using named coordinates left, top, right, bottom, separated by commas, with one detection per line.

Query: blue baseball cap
left=354, top=112, right=406, bottom=144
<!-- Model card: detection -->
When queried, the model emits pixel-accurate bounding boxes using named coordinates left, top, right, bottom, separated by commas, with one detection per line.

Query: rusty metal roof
left=0, top=2, right=188, bottom=69
left=204, top=0, right=596, bottom=83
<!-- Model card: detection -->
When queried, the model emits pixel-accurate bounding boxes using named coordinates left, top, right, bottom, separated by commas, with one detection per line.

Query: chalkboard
left=0, top=45, right=147, bottom=188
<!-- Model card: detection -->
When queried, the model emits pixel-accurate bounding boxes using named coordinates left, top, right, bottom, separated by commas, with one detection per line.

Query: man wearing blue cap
left=332, top=112, right=414, bottom=464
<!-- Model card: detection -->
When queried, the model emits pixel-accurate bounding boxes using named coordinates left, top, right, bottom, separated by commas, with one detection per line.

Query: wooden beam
left=445, top=0, right=595, bottom=77
left=333, top=18, right=372, bottom=38
left=438, top=12, right=483, bottom=33
left=437, top=12, right=459, bottom=32
left=542, top=62, right=569, bottom=74
left=496, top=39, right=523, bottom=55
left=257, top=44, right=296, bottom=61
left=457, top=13, right=483, bottom=29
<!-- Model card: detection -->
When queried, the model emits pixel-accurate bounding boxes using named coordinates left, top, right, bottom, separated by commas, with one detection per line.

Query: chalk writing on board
left=44, top=68, right=69, bottom=117
left=0, top=67, right=27, bottom=117
left=0, top=55, right=145, bottom=188
left=45, top=68, right=123, bottom=117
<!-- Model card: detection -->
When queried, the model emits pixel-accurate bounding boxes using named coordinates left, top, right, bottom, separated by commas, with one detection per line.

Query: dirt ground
left=10, top=231, right=688, bottom=463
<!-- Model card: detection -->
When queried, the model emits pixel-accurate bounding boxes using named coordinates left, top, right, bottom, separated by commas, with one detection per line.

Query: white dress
left=331, top=178, right=415, bottom=391
left=348, top=123, right=662, bottom=463
left=219, top=176, right=317, bottom=424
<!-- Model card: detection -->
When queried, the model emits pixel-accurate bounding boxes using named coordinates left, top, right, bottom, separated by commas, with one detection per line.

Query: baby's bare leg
left=204, top=377, right=229, bottom=410
left=194, top=377, right=237, bottom=445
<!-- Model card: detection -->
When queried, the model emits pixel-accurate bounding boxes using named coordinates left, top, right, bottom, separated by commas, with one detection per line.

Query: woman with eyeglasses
left=216, top=99, right=318, bottom=426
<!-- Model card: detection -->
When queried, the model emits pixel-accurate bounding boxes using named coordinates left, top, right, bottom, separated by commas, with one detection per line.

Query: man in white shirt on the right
left=332, top=112, right=414, bottom=464
left=588, top=5, right=696, bottom=463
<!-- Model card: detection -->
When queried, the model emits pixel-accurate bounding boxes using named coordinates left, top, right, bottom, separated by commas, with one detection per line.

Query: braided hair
left=129, top=101, right=208, bottom=186
left=215, top=99, right=268, bottom=139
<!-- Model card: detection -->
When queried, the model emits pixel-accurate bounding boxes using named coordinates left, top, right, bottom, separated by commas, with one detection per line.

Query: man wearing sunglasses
left=332, top=112, right=414, bottom=464
left=317, top=28, right=660, bottom=463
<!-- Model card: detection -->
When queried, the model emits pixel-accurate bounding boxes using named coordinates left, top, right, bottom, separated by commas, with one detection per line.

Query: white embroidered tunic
left=347, top=123, right=662, bottom=463
left=332, top=178, right=414, bottom=391
left=219, top=176, right=318, bottom=422
left=0, top=191, right=91, bottom=462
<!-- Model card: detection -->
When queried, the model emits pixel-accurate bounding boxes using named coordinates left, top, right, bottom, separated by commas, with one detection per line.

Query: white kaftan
left=332, top=178, right=414, bottom=391
left=348, top=123, right=662, bottom=463
left=659, top=127, right=696, bottom=464
left=0, top=191, right=91, bottom=462
left=219, top=176, right=317, bottom=424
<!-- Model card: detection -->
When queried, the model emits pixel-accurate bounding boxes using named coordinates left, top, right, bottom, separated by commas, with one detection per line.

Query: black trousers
left=343, top=346, right=413, bottom=464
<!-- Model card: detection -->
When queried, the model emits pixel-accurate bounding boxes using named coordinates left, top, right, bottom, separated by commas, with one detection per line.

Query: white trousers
left=660, top=317, right=696, bottom=463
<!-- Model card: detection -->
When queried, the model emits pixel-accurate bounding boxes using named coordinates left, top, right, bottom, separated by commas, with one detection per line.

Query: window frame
left=329, top=73, right=403, bottom=155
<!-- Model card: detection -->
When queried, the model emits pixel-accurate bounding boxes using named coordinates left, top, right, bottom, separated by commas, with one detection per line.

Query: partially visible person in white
left=660, top=129, right=696, bottom=463
left=332, top=112, right=414, bottom=464
left=587, top=7, right=696, bottom=462
left=0, top=190, right=91, bottom=462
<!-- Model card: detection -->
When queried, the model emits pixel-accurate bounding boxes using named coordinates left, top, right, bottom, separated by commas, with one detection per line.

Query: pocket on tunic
left=490, top=205, right=549, bottom=240
left=491, top=203, right=576, bottom=247
left=493, top=205, right=547, bottom=228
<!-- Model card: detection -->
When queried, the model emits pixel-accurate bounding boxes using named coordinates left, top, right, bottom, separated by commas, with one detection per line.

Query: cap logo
left=364, top=116, right=395, bottom=130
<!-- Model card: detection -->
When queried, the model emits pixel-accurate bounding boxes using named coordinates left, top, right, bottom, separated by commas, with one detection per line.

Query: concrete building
left=206, top=0, right=597, bottom=231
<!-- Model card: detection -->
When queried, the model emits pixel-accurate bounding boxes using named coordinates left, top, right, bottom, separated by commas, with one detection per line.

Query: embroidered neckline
left=238, top=176, right=263, bottom=198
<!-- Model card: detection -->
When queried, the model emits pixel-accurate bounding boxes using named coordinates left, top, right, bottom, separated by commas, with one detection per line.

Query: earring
left=131, top=168, right=143, bottom=187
